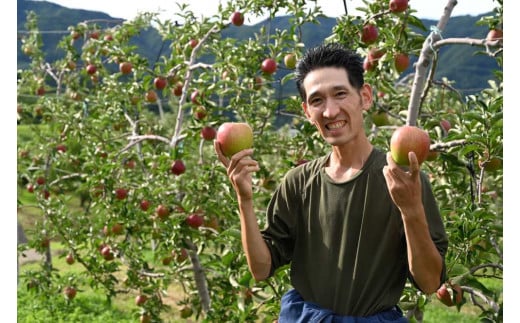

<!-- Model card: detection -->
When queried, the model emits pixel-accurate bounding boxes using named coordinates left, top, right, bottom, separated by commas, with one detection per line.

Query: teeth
left=327, top=121, right=345, bottom=129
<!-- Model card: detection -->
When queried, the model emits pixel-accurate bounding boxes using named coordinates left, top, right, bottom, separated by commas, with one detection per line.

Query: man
left=214, top=42, right=448, bottom=322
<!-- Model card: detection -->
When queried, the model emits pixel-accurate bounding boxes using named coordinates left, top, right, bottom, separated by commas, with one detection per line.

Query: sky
left=37, top=0, right=499, bottom=24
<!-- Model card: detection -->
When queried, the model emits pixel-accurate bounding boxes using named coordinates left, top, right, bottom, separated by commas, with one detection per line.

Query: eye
left=309, top=97, right=323, bottom=106
left=335, top=91, right=348, bottom=98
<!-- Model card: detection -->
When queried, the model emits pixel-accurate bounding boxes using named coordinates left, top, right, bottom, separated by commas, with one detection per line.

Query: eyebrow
left=307, top=85, right=349, bottom=101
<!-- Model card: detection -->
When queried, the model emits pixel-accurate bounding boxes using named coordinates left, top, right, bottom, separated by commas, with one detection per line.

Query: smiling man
left=214, top=42, right=448, bottom=322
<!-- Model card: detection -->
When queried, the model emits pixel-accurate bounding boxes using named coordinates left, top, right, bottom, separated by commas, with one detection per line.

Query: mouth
left=325, top=120, right=347, bottom=130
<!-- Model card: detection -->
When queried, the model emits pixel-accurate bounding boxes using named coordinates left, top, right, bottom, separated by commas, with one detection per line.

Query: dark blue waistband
left=278, top=289, right=408, bottom=323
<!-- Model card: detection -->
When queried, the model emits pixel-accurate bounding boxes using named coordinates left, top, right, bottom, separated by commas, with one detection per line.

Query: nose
left=322, top=99, right=340, bottom=119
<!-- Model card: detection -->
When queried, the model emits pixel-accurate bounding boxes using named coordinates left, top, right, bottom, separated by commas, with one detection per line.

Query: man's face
left=302, top=67, right=372, bottom=147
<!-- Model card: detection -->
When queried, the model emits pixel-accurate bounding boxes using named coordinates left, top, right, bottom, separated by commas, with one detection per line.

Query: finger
left=213, top=140, right=229, bottom=167
left=386, top=152, right=395, bottom=166
left=227, top=149, right=255, bottom=175
left=407, top=151, right=420, bottom=179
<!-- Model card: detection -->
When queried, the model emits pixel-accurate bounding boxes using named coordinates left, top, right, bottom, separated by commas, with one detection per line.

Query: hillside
left=17, top=0, right=500, bottom=95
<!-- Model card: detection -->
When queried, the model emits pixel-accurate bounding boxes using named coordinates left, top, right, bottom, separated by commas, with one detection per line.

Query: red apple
left=193, top=105, right=207, bottom=120
left=135, top=294, right=148, bottom=306
left=230, top=11, right=244, bottom=26
left=153, top=77, right=167, bottom=90
left=86, top=64, right=97, bottom=75
left=172, top=82, right=183, bottom=96
left=363, top=57, right=376, bottom=72
left=436, top=284, right=454, bottom=306
left=140, top=199, right=151, bottom=211
left=284, top=53, right=297, bottom=69
left=145, top=90, right=158, bottom=103
left=190, top=90, right=202, bottom=104
left=394, top=53, right=410, bottom=73
left=101, top=246, right=114, bottom=260
left=174, top=248, right=189, bottom=262
left=27, top=183, right=35, bottom=193
left=216, top=122, right=254, bottom=157
left=63, top=286, right=77, bottom=300
left=390, top=125, right=430, bottom=166
left=89, top=31, right=100, bottom=39
left=486, top=29, right=503, bottom=41
left=119, top=62, right=132, bottom=75
left=114, top=188, right=128, bottom=200
left=36, top=176, right=46, bottom=186
left=189, top=38, right=198, bottom=48
left=252, top=76, right=263, bottom=90
left=261, top=58, right=277, bottom=75
left=65, top=253, right=75, bottom=265
left=170, top=159, right=186, bottom=175
left=389, top=0, right=408, bottom=13
left=186, top=213, right=204, bottom=229
left=71, top=30, right=81, bottom=40
left=440, top=119, right=451, bottom=133
left=36, top=86, right=45, bottom=96
left=56, top=144, right=67, bottom=153
left=361, top=24, right=378, bottom=45
left=155, top=204, right=170, bottom=220
left=103, top=34, right=113, bottom=41
left=111, top=223, right=124, bottom=235
left=201, top=126, right=217, bottom=140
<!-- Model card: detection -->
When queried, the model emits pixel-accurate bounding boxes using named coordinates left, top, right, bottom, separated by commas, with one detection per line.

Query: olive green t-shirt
left=261, top=148, right=448, bottom=316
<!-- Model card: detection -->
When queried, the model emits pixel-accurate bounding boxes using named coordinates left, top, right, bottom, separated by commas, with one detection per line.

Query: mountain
left=17, top=0, right=500, bottom=95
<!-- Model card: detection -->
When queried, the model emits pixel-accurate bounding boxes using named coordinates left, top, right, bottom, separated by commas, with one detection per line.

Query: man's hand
left=214, top=141, right=260, bottom=200
left=382, top=151, right=423, bottom=215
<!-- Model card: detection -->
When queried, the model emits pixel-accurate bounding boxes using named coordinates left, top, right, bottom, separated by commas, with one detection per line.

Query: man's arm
left=383, top=152, right=444, bottom=294
left=214, top=142, right=272, bottom=281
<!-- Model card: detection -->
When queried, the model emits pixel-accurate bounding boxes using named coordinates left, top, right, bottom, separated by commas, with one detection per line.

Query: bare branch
left=407, top=0, right=457, bottom=126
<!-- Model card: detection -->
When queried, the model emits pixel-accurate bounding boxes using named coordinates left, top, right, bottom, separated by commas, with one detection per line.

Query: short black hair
left=295, top=42, right=365, bottom=101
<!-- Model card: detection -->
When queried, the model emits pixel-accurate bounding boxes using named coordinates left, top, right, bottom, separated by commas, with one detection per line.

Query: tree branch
left=406, top=0, right=457, bottom=126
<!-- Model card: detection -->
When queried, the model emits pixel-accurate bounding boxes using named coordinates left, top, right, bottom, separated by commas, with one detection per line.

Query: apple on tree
left=390, top=125, right=430, bottom=166
left=63, top=286, right=77, bottom=300
left=153, top=77, right=167, bottom=90
left=65, top=253, right=75, bottom=265
left=171, top=159, right=186, bottom=175
left=394, top=53, right=410, bottom=73
left=155, top=204, right=170, bottom=220
left=284, top=53, right=297, bottom=69
left=114, top=188, right=128, bottom=200
left=230, top=11, right=244, bottom=26
left=261, top=58, right=277, bottom=75
left=119, top=62, right=133, bottom=75
left=135, top=294, right=148, bottom=306
left=371, top=110, right=390, bottom=127
left=86, top=64, right=97, bottom=75
left=186, top=213, right=204, bottom=229
left=216, top=122, right=254, bottom=157
left=361, top=24, right=378, bottom=45
left=189, top=38, right=199, bottom=48
left=193, top=105, right=207, bottom=120
left=201, top=126, right=217, bottom=141
left=486, top=28, right=503, bottom=41
left=145, top=90, right=158, bottom=103
left=389, top=0, right=408, bottom=13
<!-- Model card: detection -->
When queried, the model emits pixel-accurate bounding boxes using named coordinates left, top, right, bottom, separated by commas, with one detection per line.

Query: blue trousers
left=278, top=289, right=409, bottom=323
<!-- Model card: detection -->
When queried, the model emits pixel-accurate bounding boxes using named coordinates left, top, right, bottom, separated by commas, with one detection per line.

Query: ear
left=360, top=83, right=373, bottom=111
left=302, top=101, right=311, bottom=120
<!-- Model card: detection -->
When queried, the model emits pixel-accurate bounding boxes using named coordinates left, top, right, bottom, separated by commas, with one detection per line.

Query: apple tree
left=17, top=0, right=502, bottom=321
